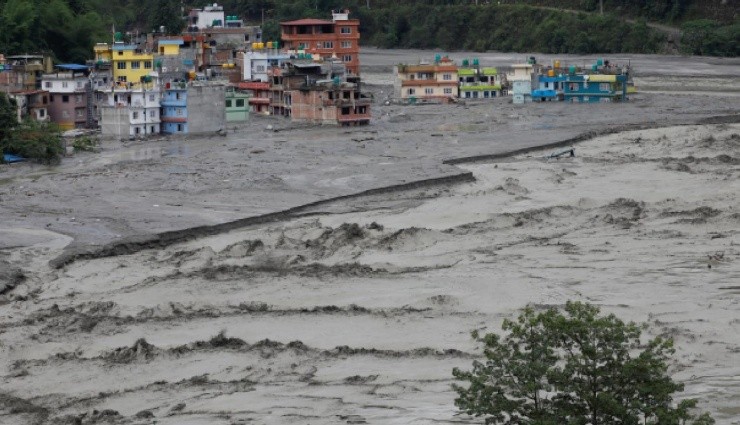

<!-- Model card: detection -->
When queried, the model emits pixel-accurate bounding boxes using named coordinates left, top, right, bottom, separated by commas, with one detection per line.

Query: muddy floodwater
left=1, top=49, right=739, bottom=424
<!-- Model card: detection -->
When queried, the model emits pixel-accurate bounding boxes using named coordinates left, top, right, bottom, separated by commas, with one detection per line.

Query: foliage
left=0, top=92, right=18, bottom=144
left=681, top=20, right=740, bottom=56
left=453, top=302, right=715, bottom=425
left=72, top=136, right=98, bottom=152
left=0, top=95, right=64, bottom=164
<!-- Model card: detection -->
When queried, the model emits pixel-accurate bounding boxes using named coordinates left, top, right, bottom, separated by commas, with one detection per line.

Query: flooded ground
left=0, top=49, right=739, bottom=424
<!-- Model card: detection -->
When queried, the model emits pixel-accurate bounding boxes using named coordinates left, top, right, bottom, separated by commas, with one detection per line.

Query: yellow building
left=158, top=39, right=184, bottom=56
left=94, top=43, right=155, bottom=83
left=394, top=56, right=458, bottom=103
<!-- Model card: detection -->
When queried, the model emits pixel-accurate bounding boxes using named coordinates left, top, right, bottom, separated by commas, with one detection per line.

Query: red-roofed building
left=280, top=10, right=360, bottom=76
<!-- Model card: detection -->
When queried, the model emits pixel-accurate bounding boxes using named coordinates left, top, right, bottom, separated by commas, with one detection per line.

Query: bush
left=1, top=120, right=64, bottom=164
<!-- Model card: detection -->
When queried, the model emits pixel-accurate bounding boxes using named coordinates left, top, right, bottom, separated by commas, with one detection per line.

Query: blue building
left=532, top=73, right=628, bottom=103
left=161, top=84, right=188, bottom=133
left=161, top=82, right=226, bottom=134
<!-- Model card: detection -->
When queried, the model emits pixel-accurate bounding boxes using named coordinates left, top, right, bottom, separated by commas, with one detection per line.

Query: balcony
left=161, top=116, right=187, bottom=123
left=161, top=99, right=187, bottom=107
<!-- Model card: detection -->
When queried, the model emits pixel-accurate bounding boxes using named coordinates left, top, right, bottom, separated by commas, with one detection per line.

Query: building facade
left=280, top=11, right=361, bottom=75
left=225, top=88, right=249, bottom=122
left=394, top=57, right=458, bottom=103
left=8, top=90, right=50, bottom=123
left=41, top=65, right=95, bottom=130
left=509, top=63, right=535, bottom=104
left=458, top=65, right=505, bottom=99
left=161, top=83, right=226, bottom=134
left=99, top=80, right=161, bottom=139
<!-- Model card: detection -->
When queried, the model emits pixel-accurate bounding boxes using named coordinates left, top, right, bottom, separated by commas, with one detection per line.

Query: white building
left=243, top=50, right=290, bottom=82
left=188, top=3, right=226, bottom=31
left=99, top=77, right=162, bottom=139
left=509, top=63, right=535, bottom=104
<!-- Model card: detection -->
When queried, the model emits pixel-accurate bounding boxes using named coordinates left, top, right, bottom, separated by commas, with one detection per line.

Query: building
left=0, top=55, right=54, bottom=92
left=237, top=80, right=271, bottom=114
left=98, top=78, right=161, bottom=139
left=458, top=60, right=505, bottom=100
left=532, top=60, right=629, bottom=103
left=8, top=90, right=50, bottom=123
left=291, top=80, right=371, bottom=126
left=94, top=42, right=155, bottom=84
left=161, top=82, right=226, bottom=134
left=394, top=56, right=458, bottom=103
left=280, top=10, right=361, bottom=75
left=225, top=88, right=249, bottom=122
left=188, top=3, right=226, bottom=31
left=242, top=49, right=290, bottom=82
left=41, top=65, right=94, bottom=129
left=509, top=63, right=536, bottom=104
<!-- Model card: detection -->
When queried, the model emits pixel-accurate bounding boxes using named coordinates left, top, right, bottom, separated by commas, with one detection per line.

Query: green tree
left=0, top=93, right=19, bottom=145
left=453, top=302, right=715, bottom=425
left=1, top=117, right=64, bottom=164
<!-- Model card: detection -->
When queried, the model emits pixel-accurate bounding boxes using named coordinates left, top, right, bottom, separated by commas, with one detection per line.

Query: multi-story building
left=0, top=55, right=54, bottom=92
left=458, top=61, right=505, bottom=100
left=509, top=63, right=536, bottom=104
left=225, top=88, right=249, bottom=122
left=394, top=56, right=458, bottom=103
left=239, top=49, right=290, bottom=114
left=280, top=10, right=361, bottom=75
left=98, top=79, right=161, bottom=139
left=531, top=60, right=629, bottom=103
left=8, top=90, right=50, bottom=123
left=161, top=82, right=226, bottom=134
left=41, top=65, right=95, bottom=129
left=188, top=3, right=226, bottom=31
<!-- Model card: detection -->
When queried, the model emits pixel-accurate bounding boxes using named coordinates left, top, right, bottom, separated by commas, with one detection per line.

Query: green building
left=458, top=62, right=504, bottom=99
left=225, top=88, right=249, bottom=122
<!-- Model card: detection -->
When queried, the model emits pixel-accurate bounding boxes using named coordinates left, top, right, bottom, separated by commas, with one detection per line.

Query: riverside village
left=1, top=4, right=634, bottom=142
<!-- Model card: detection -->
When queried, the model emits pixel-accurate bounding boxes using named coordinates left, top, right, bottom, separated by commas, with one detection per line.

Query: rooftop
left=281, top=18, right=334, bottom=26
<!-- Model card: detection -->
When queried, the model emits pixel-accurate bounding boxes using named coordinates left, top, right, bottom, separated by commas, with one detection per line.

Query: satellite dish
left=583, top=75, right=589, bottom=81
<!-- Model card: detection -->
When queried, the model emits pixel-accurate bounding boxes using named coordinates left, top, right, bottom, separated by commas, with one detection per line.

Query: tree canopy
left=453, top=302, right=715, bottom=425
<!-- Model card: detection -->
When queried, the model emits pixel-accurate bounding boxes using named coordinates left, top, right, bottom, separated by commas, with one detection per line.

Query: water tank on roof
left=114, top=32, right=123, bottom=42
left=473, top=58, right=479, bottom=66
left=596, top=58, right=604, bottom=66
left=266, top=41, right=273, bottom=49
left=462, top=59, right=469, bottom=67
left=569, top=65, right=576, bottom=75
left=434, top=54, right=441, bottom=63
left=554, top=60, right=561, bottom=68
left=273, top=41, right=279, bottom=49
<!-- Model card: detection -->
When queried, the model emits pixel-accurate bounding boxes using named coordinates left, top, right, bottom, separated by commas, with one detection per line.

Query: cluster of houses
left=0, top=5, right=633, bottom=141
left=395, top=55, right=631, bottom=104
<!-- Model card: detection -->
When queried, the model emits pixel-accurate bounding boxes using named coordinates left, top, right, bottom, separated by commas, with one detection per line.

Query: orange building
left=280, top=10, right=361, bottom=76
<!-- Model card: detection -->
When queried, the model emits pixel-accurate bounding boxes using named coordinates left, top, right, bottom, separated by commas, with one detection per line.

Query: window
left=62, top=82, right=68, bottom=88
left=44, top=82, right=51, bottom=88
left=144, top=61, right=152, bottom=69
left=235, top=99, right=245, bottom=107
left=343, top=55, right=352, bottom=62
left=177, top=124, right=183, bottom=131
left=117, top=76, right=127, bottom=82
left=341, top=107, right=350, bottom=115
left=444, top=88, right=453, bottom=95
left=135, top=127, right=140, bottom=135
left=76, top=109, right=83, bottom=118
left=176, top=108, right=183, bottom=116
left=544, top=82, right=549, bottom=88
left=569, top=83, right=577, bottom=91
left=131, top=61, right=140, bottom=70
left=256, top=65, right=265, bottom=72
left=75, top=95, right=82, bottom=103
left=322, top=41, right=333, bottom=49
left=132, top=111, right=139, bottom=119
left=175, top=92, right=181, bottom=100
left=407, top=88, right=415, bottom=95
left=149, top=94, right=155, bottom=101
left=484, top=91, right=490, bottom=98
left=340, top=27, right=351, bottom=34
left=39, top=109, right=45, bottom=117
left=424, top=88, right=433, bottom=95
left=149, top=110, right=156, bottom=117
left=117, top=62, right=126, bottom=69
left=226, top=99, right=232, bottom=107
left=341, top=41, right=352, bottom=48
left=443, top=74, right=452, bottom=81
left=62, top=110, right=69, bottom=118
left=76, top=81, right=83, bottom=89
left=600, top=83, right=610, bottom=91
left=50, top=95, right=54, bottom=102
left=151, top=126, right=155, bottom=133
left=62, top=95, right=69, bottom=103
left=118, top=51, right=123, bottom=56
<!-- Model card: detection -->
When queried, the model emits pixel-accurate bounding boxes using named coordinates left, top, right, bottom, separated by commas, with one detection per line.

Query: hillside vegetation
left=0, top=0, right=736, bottom=63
